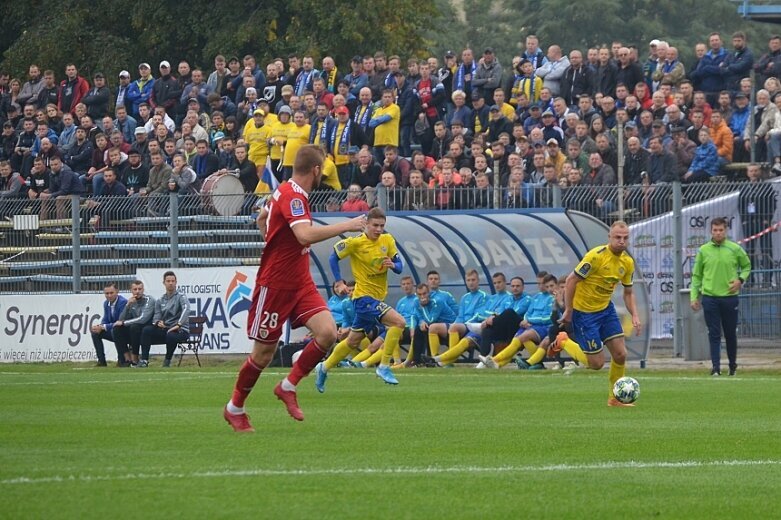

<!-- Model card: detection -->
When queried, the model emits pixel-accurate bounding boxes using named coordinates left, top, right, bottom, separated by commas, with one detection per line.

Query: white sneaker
left=475, top=361, right=486, bottom=369
left=483, top=356, right=499, bottom=369
left=551, top=363, right=562, bottom=371
left=563, top=362, right=578, bottom=375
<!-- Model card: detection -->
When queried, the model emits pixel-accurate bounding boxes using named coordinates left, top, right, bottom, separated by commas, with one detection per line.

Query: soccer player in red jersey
left=224, top=144, right=366, bottom=431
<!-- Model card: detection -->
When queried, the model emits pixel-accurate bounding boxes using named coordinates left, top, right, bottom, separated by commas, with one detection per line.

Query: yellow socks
left=428, top=333, right=441, bottom=356
left=561, top=338, right=588, bottom=365
left=324, top=339, right=354, bottom=370
left=448, top=331, right=460, bottom=349
left=527, top=346, right=546, bottom=365
left=494, top=337, right=522, bottom=365
left=381, top=326, right=403, bottom=366
left=523, top=340, right=537, bottom=355
left=438, top=337, right=473, bottom=364
left=608, top=359, right=625, bottom=397
left=352, top=346, right=372, bottom=363
left=365, top=348, right=383, bottom=366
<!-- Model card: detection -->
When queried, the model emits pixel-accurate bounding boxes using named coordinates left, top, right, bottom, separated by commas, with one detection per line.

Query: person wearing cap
left=437, top=51, right=457, bottom=115
left=347, top=56, right=368, bottom=98
left=275, top=84, right=295, bottom=114
left=469, top=90, right=490, bottom=136
left=511, top=59, right=543, bottom=105
left=540, top=109, right=564, bottom=146
left=488, top=104, right=513, bottom=144
left=124, top=64, right=155, bottom=120
left=328, top=105, right=367, bottom=187
left=268, top=105, right=293, bottom=173
left=729, top=92, right=751, bottom=162
left=58, top=64, right=90, bottom=117
left=393, top=71, right=416, bottom=157
left=521, top=103, right=542, bottom=134
left=79, top=73, right=110, bottom=122
left=122, top=148, right=149, bottom=195
left=472, top=47, right=503, bottom=101
left=242, top=108, right=272, bottom=172
left=151, top=61, right=181, bottom=119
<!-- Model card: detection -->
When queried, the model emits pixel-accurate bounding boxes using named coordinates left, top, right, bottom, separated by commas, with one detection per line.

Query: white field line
left=2, top=459, right=779, bottom=486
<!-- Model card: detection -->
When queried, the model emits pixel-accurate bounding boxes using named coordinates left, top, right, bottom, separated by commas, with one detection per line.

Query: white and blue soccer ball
left=612, top=376, right=640, bottom=404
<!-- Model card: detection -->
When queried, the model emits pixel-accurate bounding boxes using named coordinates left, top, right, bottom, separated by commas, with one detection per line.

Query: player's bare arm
left=291, top=214, right=366, bottom=246
left=560, top=272, right=581, bottom=323
left=623, top=286, right=641, bottom=335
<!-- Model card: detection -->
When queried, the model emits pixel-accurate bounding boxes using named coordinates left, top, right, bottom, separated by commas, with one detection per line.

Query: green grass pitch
left=1, top=362, right=780, bottom=519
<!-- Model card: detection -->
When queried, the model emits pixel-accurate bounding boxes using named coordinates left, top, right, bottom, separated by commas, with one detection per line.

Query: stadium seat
left=177, top=316, right=207, bottom=367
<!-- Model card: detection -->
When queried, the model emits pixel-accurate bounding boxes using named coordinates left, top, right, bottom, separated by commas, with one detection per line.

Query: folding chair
left=178, top=316, right=207, bottom=367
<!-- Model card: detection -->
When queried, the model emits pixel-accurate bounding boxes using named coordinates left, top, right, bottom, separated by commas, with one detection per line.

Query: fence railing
left=1, top=180, right=779, bottom=342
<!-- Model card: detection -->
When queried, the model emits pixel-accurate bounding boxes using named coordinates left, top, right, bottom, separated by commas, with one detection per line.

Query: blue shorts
left=514, top=323, right=550, bottom=341
left=351, top=296, right=391, bottom=333
left=571, top=302, right=623, bottom=354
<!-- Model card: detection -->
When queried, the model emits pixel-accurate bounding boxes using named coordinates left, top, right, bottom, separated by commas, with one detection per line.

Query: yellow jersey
left=321, top=156, right=341, bottom=191
left=270, top=121, right=293, bottom=160
left=572, top=245, right=634, bottom=312
left=242, top=121, right=272, bottom=167
left=334, top=233, right=398, bottom=301
left=371, top=103, right=400, bottom=147
left=312, top=120, right=327, bottom=147
left=282, top=123, right=311, bottom=167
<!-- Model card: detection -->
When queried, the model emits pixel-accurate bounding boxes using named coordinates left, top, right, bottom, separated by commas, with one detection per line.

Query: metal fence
left=1, top=179, right=779, bottom=342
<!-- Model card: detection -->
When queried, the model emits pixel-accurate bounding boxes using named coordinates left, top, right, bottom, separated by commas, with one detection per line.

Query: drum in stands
left=201, top=173, right=245, bottom=216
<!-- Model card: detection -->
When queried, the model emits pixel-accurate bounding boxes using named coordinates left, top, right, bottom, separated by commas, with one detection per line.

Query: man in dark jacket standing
left=152, top=61, right=181, bottom=119
left=691, top=33, right=728, bottom=106
left=720, top=32, right=754, bottom=95
left=82, top=73, right=111, bottom=121
left=394, top=71, right=417, bottom=157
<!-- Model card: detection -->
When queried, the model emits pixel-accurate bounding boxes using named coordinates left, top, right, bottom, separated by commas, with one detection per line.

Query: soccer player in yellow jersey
left=281, top=110, right=311, bottom=180
left=242, top=109, right=272, bottom=171
left=551, top=221, right=642, bottom=407
left=316, top=207, right=407, bottom=390
left=269, top=106, right=293, bottom=172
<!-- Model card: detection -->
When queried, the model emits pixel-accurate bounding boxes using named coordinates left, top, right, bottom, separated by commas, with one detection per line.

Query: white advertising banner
left=630, top=183, right=781, bottom=339
left=136, top=267, right=311, bottom=354
left=136, top=267, right=259, bottom=355
left=0, top=295, right=104, bottom=363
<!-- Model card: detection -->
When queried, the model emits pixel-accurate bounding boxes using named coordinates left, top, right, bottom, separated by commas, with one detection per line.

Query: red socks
left=287, top=340, right=328, bottom=386
left=231, top=356, right=263, bottom=408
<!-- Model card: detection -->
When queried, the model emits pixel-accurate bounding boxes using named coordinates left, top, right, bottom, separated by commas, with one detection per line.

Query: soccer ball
left=291, top=349, right=303, bottom=365
left=612, top=376, right=640, bottom=404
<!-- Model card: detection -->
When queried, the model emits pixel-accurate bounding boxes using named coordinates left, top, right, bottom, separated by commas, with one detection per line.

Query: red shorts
left=247, top=283, right=328, bottom=343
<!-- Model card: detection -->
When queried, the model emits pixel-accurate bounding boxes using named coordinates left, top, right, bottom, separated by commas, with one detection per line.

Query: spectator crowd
left=1, top=30, right=781, bottom=222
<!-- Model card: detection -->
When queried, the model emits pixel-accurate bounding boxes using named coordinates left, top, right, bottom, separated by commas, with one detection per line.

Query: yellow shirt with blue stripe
left=334, top=233, right=398, bottom=301
left=572, top=245, right=634, bottom=313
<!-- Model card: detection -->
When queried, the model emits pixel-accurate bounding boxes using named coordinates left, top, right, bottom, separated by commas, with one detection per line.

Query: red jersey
left=416, top=79, right=439, bottom=119
left=257, top=181, right=314, bottom=290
